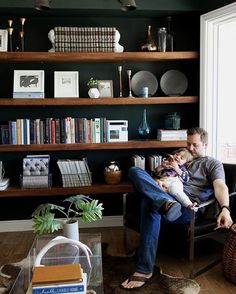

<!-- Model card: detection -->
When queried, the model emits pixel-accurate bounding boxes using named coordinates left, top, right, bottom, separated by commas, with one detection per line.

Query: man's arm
left=213, top=179, right=233, bottom=229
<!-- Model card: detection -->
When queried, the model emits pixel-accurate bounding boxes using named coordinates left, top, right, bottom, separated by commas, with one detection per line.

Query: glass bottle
left=157, top=27, right=167, bottom=52
left=140, top=25, right=157, bottom=52
left=166, top=16, right=174, bottom=51
left=138, top=109, right=151, bottom=139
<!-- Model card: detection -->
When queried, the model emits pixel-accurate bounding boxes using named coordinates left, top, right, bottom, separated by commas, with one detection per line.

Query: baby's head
left=172, top=148, right=193, bottom=165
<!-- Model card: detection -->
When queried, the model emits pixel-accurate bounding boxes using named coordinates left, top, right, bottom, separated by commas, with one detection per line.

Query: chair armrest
left=198, top=198, right=216, bottom=209
left=229, top=191, right=236, bottom=198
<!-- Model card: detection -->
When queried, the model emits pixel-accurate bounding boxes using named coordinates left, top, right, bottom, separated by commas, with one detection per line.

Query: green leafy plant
left=32, top=194, right=104, bottom=234
left=87, top=77, right=99, bottom=88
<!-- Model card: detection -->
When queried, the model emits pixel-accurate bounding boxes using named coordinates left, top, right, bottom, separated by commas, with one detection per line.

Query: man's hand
left=215, top=208, right=233, bottom=230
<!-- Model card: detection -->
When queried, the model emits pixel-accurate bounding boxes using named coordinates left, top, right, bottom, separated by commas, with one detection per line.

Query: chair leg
left=189, top=210, right=222, bottom=278
left=189, top=210, right=196, bottom=279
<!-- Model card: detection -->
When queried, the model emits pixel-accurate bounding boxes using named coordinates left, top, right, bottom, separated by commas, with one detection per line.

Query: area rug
left=0, top=254, right=200, bottom=294
left=103, top=254, right=200, bottom=294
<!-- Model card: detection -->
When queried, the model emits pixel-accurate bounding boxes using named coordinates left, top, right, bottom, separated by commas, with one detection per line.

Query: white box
left=107, top=120, right=128, bottom=142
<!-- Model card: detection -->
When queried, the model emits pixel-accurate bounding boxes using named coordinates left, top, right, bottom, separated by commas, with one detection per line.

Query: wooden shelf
left=0, top=181, right=133, bottom=198
left=0, top=51, right=199, bottom=63
left=0, top=96, right=198, bottom=106
left=0, top=140, right=187, bottom=152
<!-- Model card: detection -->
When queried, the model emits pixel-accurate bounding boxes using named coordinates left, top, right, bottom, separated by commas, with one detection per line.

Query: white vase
left=63, top=220, right=79, bottom=241
left=88, top=87, right=100, bottom=98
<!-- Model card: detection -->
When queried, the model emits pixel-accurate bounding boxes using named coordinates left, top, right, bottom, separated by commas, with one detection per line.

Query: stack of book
left=32, top=264, right=86, bottom=294
left=22, top=155, right=51, bottom=188
left=157, top=129, right=187, bottom=141
left=57, top=158, right=92, bottom=187
left=54, top=26, right=117, bottom=52
left=0, top=178, right=9, bottom=191
left=0, top=161, right=9, bottom=190
left=131, top=154, right=145, bottom=170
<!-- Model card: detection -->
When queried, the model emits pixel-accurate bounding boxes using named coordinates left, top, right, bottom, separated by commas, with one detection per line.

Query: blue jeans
left=128, top=166, right=194, bottom=274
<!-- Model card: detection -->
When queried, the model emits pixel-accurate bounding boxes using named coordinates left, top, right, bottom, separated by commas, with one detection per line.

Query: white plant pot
left=63, top=220, right=79, bottom=241
left=88, top=87, right=100, bottom=98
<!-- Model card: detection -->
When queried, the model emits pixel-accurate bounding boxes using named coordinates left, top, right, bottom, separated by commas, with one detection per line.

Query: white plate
left=160, top=69, right=188, bottom=96
left=131, top=70, right=158, bottom=97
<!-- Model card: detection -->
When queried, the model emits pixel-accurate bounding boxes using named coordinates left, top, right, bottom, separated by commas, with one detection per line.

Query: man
left=121, top=127, right=233, bottom=290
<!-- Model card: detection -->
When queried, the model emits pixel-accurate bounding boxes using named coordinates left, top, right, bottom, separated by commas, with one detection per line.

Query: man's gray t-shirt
left=183, top=156, right=225, bottom=203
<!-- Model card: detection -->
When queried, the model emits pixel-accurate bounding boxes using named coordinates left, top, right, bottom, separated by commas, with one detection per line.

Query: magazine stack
left=57, top=158, right=92, bottom=187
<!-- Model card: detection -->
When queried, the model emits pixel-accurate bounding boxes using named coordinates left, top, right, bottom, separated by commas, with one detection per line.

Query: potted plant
left=87, top=77, right=100, bottom=98
left=32, top=194, right=104, bottom=240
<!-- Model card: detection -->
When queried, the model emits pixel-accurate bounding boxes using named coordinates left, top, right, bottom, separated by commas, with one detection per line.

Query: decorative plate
left=160, top=69, right=188, bottom=96
left=131, top=70, right=158, bottom=97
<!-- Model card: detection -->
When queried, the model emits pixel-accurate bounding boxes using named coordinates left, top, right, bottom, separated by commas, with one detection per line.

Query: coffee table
left=9, top=233, right=103, bottom=294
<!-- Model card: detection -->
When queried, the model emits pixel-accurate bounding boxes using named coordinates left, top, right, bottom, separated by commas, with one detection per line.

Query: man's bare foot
left=121, top=271, right=152, bottom=289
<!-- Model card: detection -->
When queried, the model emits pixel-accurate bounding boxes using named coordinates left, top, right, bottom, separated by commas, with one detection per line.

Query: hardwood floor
left=0, top=227, right=235, bottom=293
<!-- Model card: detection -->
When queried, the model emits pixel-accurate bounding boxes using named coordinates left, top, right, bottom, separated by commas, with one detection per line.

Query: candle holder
left=118, top=66, right=123, bottom=97
left=127, top=70, right=133, bottom=98
left=8, top=19, right=13, bottom=52
left=20, top=18, right=26, bottom=51
left=19, top=31, right=24, bottom=52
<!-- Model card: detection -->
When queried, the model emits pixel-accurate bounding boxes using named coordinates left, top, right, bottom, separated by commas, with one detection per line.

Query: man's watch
left=221, top=205, right=230, bottom=212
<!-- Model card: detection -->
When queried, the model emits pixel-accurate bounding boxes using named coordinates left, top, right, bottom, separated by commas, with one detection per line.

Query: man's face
left=187, top=134, right=207, bottom=157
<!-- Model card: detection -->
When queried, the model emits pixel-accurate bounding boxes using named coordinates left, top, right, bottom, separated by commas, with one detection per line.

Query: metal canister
left=141, top=87, right=149, bottom=98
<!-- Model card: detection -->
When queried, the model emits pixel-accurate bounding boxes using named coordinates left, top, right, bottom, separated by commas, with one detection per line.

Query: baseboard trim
left=0, top=215, right=123, bottom=232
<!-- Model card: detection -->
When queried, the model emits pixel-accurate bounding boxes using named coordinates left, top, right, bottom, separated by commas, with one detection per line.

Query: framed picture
left=98, top=80, right=113, bottom=98
left=13, top=70, right=45, bottom=94
left=54, top=71, right=79, bottom=98
left=0, top=29, right=8, bottom=52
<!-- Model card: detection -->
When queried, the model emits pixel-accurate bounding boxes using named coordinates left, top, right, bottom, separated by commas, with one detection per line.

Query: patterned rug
left=0, top=254, right=200, bottom=294
left=103, top=254, right=200, bottom=294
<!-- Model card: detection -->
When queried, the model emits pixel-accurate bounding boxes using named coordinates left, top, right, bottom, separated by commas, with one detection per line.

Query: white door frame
left=200, top=2, right=236, bottom=157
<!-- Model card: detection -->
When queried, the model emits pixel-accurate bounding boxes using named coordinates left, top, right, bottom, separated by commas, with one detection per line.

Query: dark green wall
left=0, top=0, right=227, bottom=221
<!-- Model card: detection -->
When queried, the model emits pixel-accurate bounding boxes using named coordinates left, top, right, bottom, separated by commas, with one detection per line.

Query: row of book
left=132, top=154, right=163, bottom=173
left=57, top=158, right=92, bottom=187
left=0, top=117, right=108, bottom=145
left=54, top=26, right=118, bottom=52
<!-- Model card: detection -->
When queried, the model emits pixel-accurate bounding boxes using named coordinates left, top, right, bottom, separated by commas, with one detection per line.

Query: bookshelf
left=0, top=50, right=197, bottom=198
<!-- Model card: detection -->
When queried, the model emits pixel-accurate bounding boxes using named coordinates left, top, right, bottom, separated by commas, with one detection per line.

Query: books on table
left=32, top=264, right=87, bottom=294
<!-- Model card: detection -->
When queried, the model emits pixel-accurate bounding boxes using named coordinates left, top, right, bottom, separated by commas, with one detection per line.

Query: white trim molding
left=0, top=215, right=123, bottom=232
left=200, top=2, right=236, bottom=157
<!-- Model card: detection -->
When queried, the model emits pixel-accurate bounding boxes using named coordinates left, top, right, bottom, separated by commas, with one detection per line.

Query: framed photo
left=98, top=80, right=113, bottom=98
left=54, top=71, right=79, bottom=98
left=13, top=70, right=45, bottom=93
left=0, top=29, right=8, bottom=52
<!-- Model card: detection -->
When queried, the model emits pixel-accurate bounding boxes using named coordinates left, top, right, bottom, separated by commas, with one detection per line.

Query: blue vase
left=138, top=109, right=151, bottom=139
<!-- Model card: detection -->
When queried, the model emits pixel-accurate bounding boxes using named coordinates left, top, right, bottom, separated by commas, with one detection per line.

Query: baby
left=154, top=148, right=197, bottom=210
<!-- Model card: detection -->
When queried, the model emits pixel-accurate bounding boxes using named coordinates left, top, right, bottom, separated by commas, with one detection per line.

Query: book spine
left=55, top=118, right=61, bottom=144
left=32, top=284, right=85, bottom=294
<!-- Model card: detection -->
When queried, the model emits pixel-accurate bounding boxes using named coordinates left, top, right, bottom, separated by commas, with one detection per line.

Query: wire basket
left=222, top=224, right=236, bottom=284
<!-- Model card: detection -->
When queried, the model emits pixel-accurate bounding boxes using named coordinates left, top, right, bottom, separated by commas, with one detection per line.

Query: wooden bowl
left=104, top=171, right=122, bottom=185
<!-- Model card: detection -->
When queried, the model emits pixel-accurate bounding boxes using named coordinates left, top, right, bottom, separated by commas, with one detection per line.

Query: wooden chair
left=123, top=164, right=236, bottom=278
